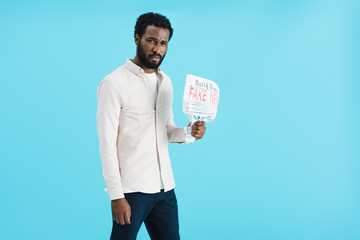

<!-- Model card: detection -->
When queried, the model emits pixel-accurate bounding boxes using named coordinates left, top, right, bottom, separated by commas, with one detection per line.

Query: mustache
left=148, top=54, right=163, bottom=59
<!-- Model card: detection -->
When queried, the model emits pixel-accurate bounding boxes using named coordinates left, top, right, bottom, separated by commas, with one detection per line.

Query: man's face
left=136, top=25, right=170, bottom=69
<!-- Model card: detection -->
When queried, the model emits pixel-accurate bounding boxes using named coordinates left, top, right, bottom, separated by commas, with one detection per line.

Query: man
left=97, top=13, right=206, bottom=240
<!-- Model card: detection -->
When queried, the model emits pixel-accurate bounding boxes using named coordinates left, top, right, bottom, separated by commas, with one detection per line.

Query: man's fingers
left=114, top=214, right=120, bottom=224
left=194, top=132, right=204, bottom=138
left=125, top=212, right=131, bottom=224
left=192, top=131, right=204, bottom=136
left=111, top=198, right=132, bottom=225
left=113, top=212, right=124, bottom=225
left=114, top=210, right=131, bottom=225
left=192, top=126, right=206, bottom=131
left=192, top=129, right=205, bottom=134
left=112, top=211, right=118, bottom=224
left=194, top=121, right=205, bottom=126
left=119, top=215, right=125, bottom=225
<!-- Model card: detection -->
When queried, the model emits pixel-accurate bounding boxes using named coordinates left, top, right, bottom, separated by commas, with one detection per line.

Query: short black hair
left=134, top=12, right=174, bottom=41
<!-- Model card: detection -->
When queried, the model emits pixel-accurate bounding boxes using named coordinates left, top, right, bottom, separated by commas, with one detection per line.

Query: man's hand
left=189, top=121, right=206, bottom=140
left=111, top=198, right=131, bottom=225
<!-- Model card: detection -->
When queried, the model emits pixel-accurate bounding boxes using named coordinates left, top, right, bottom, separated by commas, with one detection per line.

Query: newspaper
left=182, top=74, right=220, bottom=123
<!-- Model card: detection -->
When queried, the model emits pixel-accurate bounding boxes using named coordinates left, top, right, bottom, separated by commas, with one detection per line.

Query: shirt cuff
left=184, top=126, right=195, bottom=144
left=104, top=187, right=125, bottom=200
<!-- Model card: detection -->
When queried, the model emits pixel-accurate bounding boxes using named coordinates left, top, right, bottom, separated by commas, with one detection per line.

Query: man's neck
left=131, top=57, right=156, bottom=73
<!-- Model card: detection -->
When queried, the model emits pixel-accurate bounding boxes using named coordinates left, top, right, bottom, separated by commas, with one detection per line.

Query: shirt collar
left=125, top=59, right=162, bottom=77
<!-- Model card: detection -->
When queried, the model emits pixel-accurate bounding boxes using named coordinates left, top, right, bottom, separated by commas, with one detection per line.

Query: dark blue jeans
left=110, top=189, right=180, bottom=240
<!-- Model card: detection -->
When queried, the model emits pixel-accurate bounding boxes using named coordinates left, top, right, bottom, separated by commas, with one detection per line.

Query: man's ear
left=134, top=34, right=140, bottom=45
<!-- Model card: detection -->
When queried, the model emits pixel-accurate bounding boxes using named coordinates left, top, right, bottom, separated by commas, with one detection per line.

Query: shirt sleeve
left=166, top=103, right=187, bottom=143
left=97, top=79, right=124, bottom=200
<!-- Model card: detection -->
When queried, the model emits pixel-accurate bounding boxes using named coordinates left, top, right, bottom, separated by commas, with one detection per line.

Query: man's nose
left=153, top=43, right=161, bottom=54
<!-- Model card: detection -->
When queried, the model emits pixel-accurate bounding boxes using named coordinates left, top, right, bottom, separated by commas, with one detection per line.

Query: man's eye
left=161, top=42, right=168, bottom=46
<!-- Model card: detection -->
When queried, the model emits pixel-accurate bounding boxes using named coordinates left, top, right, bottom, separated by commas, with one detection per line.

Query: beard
left=137, top=43, right=166, bottom=69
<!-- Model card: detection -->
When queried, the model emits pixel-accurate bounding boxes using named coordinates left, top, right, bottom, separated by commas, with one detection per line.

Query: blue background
left=1, top=0, right=359, bottom=239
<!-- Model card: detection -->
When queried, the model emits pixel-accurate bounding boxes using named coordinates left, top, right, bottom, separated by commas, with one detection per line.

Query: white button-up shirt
left=97, top=59, right=186, bottom=200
